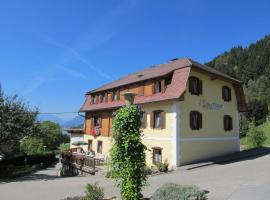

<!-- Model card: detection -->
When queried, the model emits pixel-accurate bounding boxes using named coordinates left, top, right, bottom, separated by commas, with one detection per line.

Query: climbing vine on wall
left=109, top=105, right=147, bottom=200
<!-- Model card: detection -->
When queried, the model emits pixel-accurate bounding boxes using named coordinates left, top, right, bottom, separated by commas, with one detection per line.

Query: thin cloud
left=24, top=0, right=138, bottom=95
left=56, top=65, right=88, bottom=80
left=43, top=37, right=112, bottom=80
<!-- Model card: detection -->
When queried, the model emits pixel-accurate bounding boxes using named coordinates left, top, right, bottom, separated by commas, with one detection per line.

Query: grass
left=259, top=121, right=270, bottom=146
left=241, top=121, right=270, bottom=147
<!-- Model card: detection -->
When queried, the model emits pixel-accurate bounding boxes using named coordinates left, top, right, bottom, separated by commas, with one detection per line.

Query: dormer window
left=92, top=95, right=98, bottom=104
left=153, top=80, right=165, bottom=94
left=99, top=94, right=104, bottom=103
left=222, top=86, right=231, bottom=102
left=113, top=90, right=120, bottom=101
left=189, top=76, right=202, bottom=95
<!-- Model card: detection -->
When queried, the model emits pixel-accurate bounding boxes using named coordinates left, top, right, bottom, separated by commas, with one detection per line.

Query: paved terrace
left=1, top=148, right=270, bottom=200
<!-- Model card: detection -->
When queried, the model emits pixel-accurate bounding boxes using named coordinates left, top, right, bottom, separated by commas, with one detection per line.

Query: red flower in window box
left=90, top=127, right=100, bottom=136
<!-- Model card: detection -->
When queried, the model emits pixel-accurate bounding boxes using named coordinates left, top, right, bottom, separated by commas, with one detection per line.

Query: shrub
left=20, top=136, right=46, bottom=155
left=144, top=166, right=153, bottom=175
left=240, top=117, right=250, bottom=138
left=155, top=161, right=169, bottom=173
left=59, top=143, right=70, bottom=152
left=151, top=183, right=207, bottom=200
left=0, top=155, right=25, bottom=167
left=26, top=152, right=56, bottom=166
left=246, top=99, right=269, bottom=125
left=109, top=105, right=147, bottom=200
left=85, top=182, right=104, bottom=200
left=246, top=120, right=267, bottom=149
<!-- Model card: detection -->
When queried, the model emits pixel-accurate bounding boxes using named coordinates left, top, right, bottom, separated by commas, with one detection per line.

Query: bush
left=151, top=183, right=207, bottom=200
left=246, top=120, right=267, bottom=149
left=240, top=117, right=250, bottom=138
left=144, top=166, right=153, bottom=175
left=26, top=152, right=56, bottom=167
left=20, top=136, right=46, bottom=155
left=0, top=155, right=25, bottom=167
left=59, top=143, right=70, bottom=152
left=155, top=161, right=169, bottom=173
left=85, top=182, right=104, bottom=200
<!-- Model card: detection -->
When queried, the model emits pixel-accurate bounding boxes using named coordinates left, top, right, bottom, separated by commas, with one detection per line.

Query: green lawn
left=259, top=121, right=270, bottom=146
left=241, top=121, right=270, bottom=147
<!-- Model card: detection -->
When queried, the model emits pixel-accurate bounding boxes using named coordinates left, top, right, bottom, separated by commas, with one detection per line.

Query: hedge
left=0, top=152, right=56, bottom=168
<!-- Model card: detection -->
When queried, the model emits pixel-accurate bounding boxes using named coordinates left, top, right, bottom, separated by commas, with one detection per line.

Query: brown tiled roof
left=81, top=67, right=190, bottom=111
left=80, top=58, right=246, bottom=112
left=87, top=58, right=241, bottom=94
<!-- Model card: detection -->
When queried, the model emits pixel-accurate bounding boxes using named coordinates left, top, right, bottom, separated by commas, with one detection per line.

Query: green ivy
left=109, top=105, right=147, bottom=200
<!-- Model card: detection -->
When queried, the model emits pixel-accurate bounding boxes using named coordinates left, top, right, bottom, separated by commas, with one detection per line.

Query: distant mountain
left=37, top=114, right=64, bottom=125
left=37, top=114, right=84, bottom=128
left=61, top=116, right=84, bottom=128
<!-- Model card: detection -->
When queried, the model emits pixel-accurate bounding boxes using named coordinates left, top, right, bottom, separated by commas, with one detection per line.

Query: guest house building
left=73, top=58, right=247, bottom=168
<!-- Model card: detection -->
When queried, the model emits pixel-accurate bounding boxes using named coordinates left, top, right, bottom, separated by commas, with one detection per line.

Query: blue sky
left=1, top=0, right=270, bottom=119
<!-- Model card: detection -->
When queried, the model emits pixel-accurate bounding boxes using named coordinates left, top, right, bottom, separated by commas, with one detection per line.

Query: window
left=140, top=111, right=147, bottom=128
left=153, top=80, right=165, bottom=94
left=93, top=116, right=102, bottom=127
left=224, top=115, right=233, bottom=131
left=97, top=141, right=103, bottom=154
left=112, top=90, right=120, bottom=101
left=151, top=110, right=165, bottom=129
left=190, top=111, right=202, bottom=130
left=152, top=147, right=162, bottom=164
left=92, top=95, right=98, bottom=104
left=189, top=76, right=202, bottom=95
left=88, top=140, right=93, bottom=151
left=222, top=86, right=231, bottom=101
left=99, top=94, right=104, bottom=103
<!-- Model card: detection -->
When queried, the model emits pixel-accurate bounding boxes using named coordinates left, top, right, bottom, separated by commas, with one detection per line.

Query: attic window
left=189, top=76, right=202, bottom=95
left=92, top=95, right=98, bottom=104
left=170, top=58, right=179, bottom=61
left=153, top=80, right=165, bottom=94
left=137, top=74, right=143, bottom=78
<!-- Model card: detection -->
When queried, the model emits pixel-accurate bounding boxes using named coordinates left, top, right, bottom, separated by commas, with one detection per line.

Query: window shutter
left=141, top=112, right=147, bottom=128
left=189, top=77, right=193, bottom=93
left=89, top=96, right=92, bottom=104
left=150, top=112, right=154, bottom=128
left=161, top=111, right=166, bottom=129
left=152, top=82, right=155, bottom=94
left=91, top=117, right=94, bottom=129
left=224, top=115, right=232, bottom=131
left=199, top=80, right=203, bottom=95
left=161, top=79, right=165, bottom=93
left=198, top=112, right=202, bottom=129
left=222, top=86, right=225, bottom=101
left=228, top=88, right=232, bottom=101
left=105, top=93, right=108, bottom=102
left=138, top=85, right=144, bottom=96
left=229, top=116, right=233, bottom=130
left=117, top=90, right=120, bottom=100
left=99, top=117, right=102, bottom=128
left=190, top=111, right=194, bottom=129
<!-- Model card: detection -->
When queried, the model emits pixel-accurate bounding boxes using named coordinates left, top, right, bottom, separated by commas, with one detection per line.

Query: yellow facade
left=179, top=70, right=240, bottom=164
left=72, top=68, right=241, bottom=168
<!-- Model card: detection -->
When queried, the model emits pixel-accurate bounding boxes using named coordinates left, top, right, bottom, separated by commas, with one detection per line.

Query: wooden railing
left=61, top=151, right=97, bottom=175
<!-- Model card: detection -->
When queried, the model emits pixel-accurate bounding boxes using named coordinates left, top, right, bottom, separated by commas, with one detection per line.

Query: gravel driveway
left=1, top=152, right=270, bottom=200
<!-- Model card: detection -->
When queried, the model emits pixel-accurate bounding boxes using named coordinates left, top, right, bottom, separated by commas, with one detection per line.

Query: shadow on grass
left=186, top=147, right=270, bottom=170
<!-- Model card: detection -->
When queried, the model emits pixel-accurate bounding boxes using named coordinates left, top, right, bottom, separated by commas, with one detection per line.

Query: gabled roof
left=87, top=58, right=241, bottom=95
left=80, top=58, right=246, bottom=112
